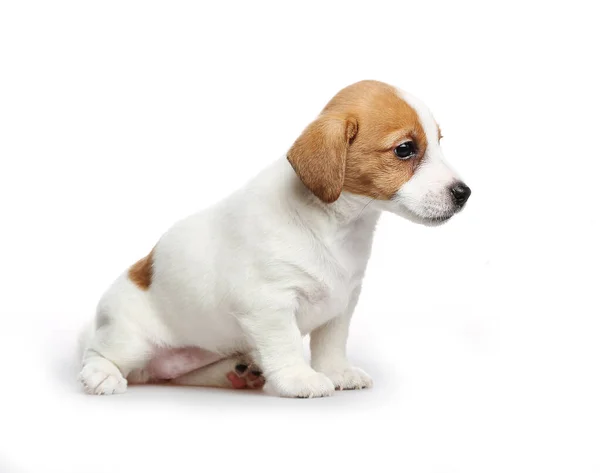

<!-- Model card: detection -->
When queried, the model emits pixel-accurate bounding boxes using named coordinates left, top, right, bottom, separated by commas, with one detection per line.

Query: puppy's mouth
left=387, top=193, right=463, bottom=227
left=421, top=214, right=453, bottom=225
left=413, top=212, right=455, bottom=227
left=391, top=201, right=455, bottom=227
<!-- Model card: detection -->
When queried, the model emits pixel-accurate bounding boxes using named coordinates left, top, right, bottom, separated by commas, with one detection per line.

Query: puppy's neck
left=308, top=190, right=380, bottom=226
left=279, top=158, right=380, bottom=234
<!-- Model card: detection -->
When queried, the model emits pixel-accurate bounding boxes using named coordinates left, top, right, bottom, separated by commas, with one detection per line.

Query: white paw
left=79, top=360, right=128, bottom=395
left=319, top=365, right=373, bottom=391
left=267, top=366, right=335, bottom=398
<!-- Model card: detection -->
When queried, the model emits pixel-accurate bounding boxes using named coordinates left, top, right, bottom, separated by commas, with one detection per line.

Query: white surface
left=1, top=1, right=599, bottom=472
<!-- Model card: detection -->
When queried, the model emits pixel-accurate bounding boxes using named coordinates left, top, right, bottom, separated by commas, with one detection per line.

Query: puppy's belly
left=144, top=347, right=224, bottom=380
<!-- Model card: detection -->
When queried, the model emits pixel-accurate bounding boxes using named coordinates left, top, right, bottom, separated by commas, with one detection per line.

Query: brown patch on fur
left=287, top=80, right=428, bottom=202
left=129, top=248, right=154, bottom=290
left=287, top=114, right=358, bottom=203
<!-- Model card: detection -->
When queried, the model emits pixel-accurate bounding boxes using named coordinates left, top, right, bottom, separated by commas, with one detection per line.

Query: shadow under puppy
left=78, top=80, right=471, bottom=398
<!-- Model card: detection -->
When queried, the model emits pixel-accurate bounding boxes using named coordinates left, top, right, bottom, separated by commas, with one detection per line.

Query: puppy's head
left=287, top=80, right=470, bottom=224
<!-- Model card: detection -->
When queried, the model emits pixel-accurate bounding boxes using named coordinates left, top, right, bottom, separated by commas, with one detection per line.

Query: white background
left=1, top=1, right=599, bottom=472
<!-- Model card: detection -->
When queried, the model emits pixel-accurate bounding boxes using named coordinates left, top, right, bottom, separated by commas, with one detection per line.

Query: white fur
left=78, top=87, right=466, bottom=398
left=80, top=159, right=380, bottom=397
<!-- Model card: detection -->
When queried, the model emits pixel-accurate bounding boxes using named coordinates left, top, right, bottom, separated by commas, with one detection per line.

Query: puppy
left=78, top=80, right=471, bottom=398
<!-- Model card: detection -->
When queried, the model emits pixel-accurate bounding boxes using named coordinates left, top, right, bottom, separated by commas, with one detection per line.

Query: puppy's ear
left=287, top=114, right=358, bottom=203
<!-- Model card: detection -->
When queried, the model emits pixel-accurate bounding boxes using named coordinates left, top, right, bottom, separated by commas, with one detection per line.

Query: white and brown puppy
left=78, top=80, right=471, bottom=398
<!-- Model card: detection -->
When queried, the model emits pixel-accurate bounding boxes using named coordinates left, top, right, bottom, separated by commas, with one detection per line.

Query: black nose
left=450, top=182, right=471, bottom=206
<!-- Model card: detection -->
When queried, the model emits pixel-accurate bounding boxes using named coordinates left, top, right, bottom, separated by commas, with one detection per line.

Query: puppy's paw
left=79, top=359, right=127, bottom=395
left=319, top=365, right=373, bottom=391
left=227, top=362, right=266, bottom=390
left=267, top=366, right=335, bottom=398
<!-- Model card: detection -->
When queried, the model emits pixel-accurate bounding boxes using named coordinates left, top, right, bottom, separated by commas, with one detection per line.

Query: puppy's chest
left=294, top=237, right=368, bottom=334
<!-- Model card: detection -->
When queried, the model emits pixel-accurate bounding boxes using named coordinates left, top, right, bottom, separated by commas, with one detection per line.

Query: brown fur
left=287, top=114, right=358, bottom=203
left=287, top=80, right=428, bottom=202
left=129, top=248, right=154, bottom=290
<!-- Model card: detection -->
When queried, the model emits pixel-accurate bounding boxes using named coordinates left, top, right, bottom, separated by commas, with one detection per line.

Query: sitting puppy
left=78, top=80, right=471, bottom=398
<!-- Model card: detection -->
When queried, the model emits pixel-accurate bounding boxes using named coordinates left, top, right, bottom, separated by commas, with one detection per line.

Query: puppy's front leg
left=310, top=288, right=373, bottom=391
left=239, top=309, right=334, bottom=398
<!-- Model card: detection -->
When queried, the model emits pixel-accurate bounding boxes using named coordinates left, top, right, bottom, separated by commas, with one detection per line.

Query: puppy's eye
left=394, top=141, right=415, bottom=159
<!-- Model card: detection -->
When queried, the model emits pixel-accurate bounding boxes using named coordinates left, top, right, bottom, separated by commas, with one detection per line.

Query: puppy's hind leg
left=171, top=356, right=265, bottom=390
left=79, top=319, right=153, bottom=395
left=79, top=277, right=156, bottom=395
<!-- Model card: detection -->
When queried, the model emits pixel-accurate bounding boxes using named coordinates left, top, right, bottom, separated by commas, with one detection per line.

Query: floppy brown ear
left=287, top=114, right=358, bottom=203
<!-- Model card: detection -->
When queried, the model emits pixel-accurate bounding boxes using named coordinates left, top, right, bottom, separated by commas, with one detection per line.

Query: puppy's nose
left=450, top=182, right=471, bottom=206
